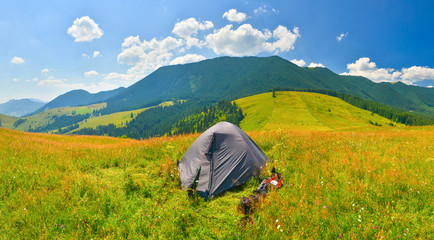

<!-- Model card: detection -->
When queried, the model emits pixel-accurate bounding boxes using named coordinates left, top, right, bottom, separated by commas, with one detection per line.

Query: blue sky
left=1, top=0, right=434, bottom=103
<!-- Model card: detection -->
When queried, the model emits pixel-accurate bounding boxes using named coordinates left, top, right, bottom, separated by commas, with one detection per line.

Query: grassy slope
left=0, top=113, right=18, bottom=128
left=13, top=103, right=106, bottom=131
left=68, top=101, right=174, bottom=133
left=235, top=91, right=403, bottom=131
left=0, top=127, right=432, bottom=239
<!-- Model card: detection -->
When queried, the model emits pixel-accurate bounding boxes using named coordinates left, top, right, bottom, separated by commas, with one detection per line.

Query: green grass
left=235, top=91, right=402, bottom=131
left=0, top=126, right=432, bottom=239
left=0, top=113, right=18, bottom=129
left=68, top=101, right=174, bottom=133
left=13, top=103, right=106, bottom=131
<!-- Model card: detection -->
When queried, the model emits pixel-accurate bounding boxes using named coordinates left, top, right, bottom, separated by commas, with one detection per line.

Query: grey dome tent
left=178, top=121, right=268, bottom=200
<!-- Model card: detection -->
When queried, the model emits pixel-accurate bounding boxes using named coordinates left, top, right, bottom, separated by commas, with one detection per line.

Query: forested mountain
left=104, top=56, right=434, bottom=116
left=3, top=56, right=433, bottom=139
left=0, top=99, right=45, bottom=117
left=31, top=87, right=125, bottom=115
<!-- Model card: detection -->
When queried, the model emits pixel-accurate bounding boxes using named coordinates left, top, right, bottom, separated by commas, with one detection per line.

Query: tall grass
left=0, top=127, right=432, bottom=239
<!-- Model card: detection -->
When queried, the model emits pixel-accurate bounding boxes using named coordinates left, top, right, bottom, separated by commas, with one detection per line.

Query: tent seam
left=240, top=134, right=262, bottom=167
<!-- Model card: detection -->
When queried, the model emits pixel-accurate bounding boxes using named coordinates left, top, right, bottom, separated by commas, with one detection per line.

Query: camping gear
left=237, top=197, right=254, bottom=215
left=239, top=168, right=284, bottom=226
left=178, top=121, right=268, bottom=200
left=255, top=170, right=283, bottom=196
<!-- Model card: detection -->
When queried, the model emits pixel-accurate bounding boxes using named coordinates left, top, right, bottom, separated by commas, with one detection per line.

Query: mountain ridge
left=30, top=87, right=126, bottom=116
left=104, top=56, right=434, bottom=116
left=0, top=98, right=45, bottom=117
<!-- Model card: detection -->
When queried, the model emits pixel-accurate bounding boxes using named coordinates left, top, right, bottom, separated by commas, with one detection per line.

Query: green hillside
left=13, top=103, right=106, bottom=132
left=31, top=87, right=125, bottom=115
left=68, top=101, right=174, bottom=133
left=0, top=113, right=18, bottom=129
left=235, top=91, right=402, bottom=131
left=388, top=81, right=434, bottom=114
left=105, top=56, right=433, bottom=116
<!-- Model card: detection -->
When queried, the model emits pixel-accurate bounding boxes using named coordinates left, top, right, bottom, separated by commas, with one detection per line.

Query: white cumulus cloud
left=400, top=66, right=434, bottom=82
left=308, top=62, right=325, bottom=68
left=11, top=56, right=24, bottom=64
left=337, top=32, right=348, bottom=41
left=93, top=51, right=101, bottom=58
left=291, top=59, right=306, bottom=67
left=84, top=70, right=99, bottom=78
left=12, top=78, right=20, bottom=82
left=172, top=18, right=213, bottom=49
left=110, top=16, right=300, bottom=84
left=172, top=18, right=214, bottom=39
left=67, top=16, right=103, bottom=42
left=41, top=68, right=49, bottom=74
left=118, top=36, right=183, bottom=67
left=341, top=57, right=434, bottom=85
left=170, top=54, right=206, bottom=65
left=115, top=35, right=184, bottom=82
left=265, top=25, right=300, bottom=53
left=223, top=9, right=247, bottom=23
left=341, top=57, right=401, bottom=83
left=121, top=35, right=141, bottom=48
left=206, top=24, right=300, bottom=56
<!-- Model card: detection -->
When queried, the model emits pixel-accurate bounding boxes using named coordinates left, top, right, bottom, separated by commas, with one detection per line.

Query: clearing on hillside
left=12, top=103, right=106, bottom=132
left=67, top=101, right=174, bottom=134
left=0, top=113, right=18, bottom=129
left=235, top=91, right=401, bottom=131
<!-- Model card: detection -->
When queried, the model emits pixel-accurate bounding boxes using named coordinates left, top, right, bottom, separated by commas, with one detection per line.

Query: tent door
left=189, top=166, right=201, bottom=189
left=206, top=134, right=216, bottom=197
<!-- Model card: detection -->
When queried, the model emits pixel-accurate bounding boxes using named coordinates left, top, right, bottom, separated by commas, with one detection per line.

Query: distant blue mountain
left=0, top=99, right=46, bottom=117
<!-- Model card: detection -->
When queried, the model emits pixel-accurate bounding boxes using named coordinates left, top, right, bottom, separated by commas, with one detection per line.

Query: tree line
left=73, top=100, right=244, bottom=139
left=28, top=113, right=90, bottom=132
left=73, top=100, right=206, bottom=139
left=171, top=100, right=244, bottom=135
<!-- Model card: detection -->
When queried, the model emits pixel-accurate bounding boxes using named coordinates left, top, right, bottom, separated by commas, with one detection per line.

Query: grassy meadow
left=68, top=101, right=174, bottom=134
left=13, top=103, right=106, bottom=132
left=0, top=113, right=18, bottom=129
left=0, top=125, right=432, bottom=239
left=235, top=91, right=402, bottom=131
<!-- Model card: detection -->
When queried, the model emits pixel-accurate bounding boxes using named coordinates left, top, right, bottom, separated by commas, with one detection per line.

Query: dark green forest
left=21, top=89, right=434, bottom=139
left=71, top=89, right=433, bottom=139
left=103, top=56, right=434, bottom=117
left=28, top=114, right=91, bottom=132
left=171, top=100, right=244, bottom=135
left=73, top=100, right=243, bottom=139
left=73, top=100, right=205, bottom=139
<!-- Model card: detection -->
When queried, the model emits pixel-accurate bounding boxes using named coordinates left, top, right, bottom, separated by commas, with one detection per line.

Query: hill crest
left=105, top=56, right=434, bottom=116
left=235, top=91, right=402, bottom=131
